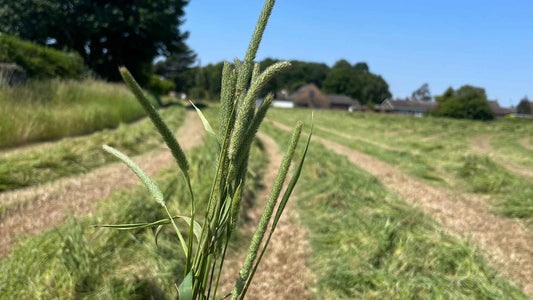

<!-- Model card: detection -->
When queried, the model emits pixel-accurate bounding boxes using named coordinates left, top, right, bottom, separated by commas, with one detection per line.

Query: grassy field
left=0, top=79, right=155, bottom=149
left=0, top=105, right=530, bottom=298
left=267, top=108, right=533, bottom=221
left=0, top=106, right=185, bottom=192
left=262, top=121, right=527, bottom=299
left=0, top=139, right=267, bottom=299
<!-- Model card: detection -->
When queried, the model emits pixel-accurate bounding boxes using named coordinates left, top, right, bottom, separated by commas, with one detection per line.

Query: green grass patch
left=0, top=140, right=267, bottom=299
left=267, top=108, right=533, bottom=221
left=0, top=106, right=185, bottom=193
left=0, top=79, right=156, bottom=149
left=261, top=122, right=527, bottom=299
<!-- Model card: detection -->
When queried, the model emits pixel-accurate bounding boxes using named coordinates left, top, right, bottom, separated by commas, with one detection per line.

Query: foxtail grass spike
left=119, top=67, right=189, bottom=174
left=219, top=62, right=233, bottom=138
left=102, top=145, right=164, bottom=206
left=228, top=61, right=291, bottom=161
left=251, top=62, right=260, bottom=85
left=241, top=122, right=313, bottom=297
left=235, top=0, right=276, bottom=96
left=231, top=122, right=303, bottom=300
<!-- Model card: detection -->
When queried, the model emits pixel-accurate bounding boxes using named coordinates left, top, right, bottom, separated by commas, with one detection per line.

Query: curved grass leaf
left=190, top=101, right=219, bottom=148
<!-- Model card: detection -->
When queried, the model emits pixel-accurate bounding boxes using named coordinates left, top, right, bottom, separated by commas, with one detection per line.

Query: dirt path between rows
left=268, top=119, right=533, bottom=296
left=520, top=137, right=533, bottom=151
left=317, top=125, right=400, bottom=151
left=217, top=133, right=314, bottom=300
left=0, top=111, right=205, bottom=256
left=470, top=135, right=533, bottom=182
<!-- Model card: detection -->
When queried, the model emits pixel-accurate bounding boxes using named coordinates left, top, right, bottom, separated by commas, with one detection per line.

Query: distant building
left=380, top=99, right=436, bottom=117
left=290, top=84, right=360, bottom=111
left=487, top=100, right=513, bottom=118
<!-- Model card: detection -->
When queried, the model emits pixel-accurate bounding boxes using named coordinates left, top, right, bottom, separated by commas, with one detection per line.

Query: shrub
left=435, top=86, right=494, bottom=120
left=0, top=34, right=84, bottom=79
left=148, top=75, right=176, bottom=96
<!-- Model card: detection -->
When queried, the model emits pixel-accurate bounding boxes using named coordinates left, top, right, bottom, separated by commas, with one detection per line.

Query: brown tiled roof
left=382, top=99, right=435, bottom=112
left=327, top=94, right=359, bottom=106
left=487, top=100, right=512, bottom=116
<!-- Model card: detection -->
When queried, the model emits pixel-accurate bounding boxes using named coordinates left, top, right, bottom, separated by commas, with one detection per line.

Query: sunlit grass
left=267, top=108, right=533, bottom=221
left=0, top=142, right=267, bottom=298
left=261, top=122, right=527, bottom=299
left=0, top=106, right=185, bottom=193
left=0, top=79, right=153, bottom=149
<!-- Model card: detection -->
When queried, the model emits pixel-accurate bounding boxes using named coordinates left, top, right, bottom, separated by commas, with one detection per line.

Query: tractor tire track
left=217, top=132, right=314, bottom=300
left=268, top=119, right=533, bottom=296
left=0, top=111, right=205, bottom=256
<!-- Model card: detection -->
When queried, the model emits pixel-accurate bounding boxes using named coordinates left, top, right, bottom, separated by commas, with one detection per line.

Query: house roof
left=487, top=100, right=512, bottom=116
left=381, top=99, right=436, bottom=112
left=289, top=84, right=318, bottom=99
left=327, top=94, right=360, bottom=107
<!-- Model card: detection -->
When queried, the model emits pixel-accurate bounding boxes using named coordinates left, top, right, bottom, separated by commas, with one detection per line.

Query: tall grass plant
left=96, top=1, right=311, bottom=299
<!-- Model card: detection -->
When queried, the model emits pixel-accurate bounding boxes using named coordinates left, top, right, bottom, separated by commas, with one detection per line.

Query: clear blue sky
left=182, top=1, right=532, bottom=107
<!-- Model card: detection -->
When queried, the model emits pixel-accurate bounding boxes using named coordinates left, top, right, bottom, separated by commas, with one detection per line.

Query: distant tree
left=154, top=47, right=197, bottom=92
left=0, top=0, right=192, bottom=85
left=411, top=83, right=432, bottom=101
left=332, top=59, right=352, bottom=69
left=258, top=58, right=329, bottom=96
left=148, top=75, right=176, bottom=106
left=436, top=87, right=455, bottom=103
left=516, top=97, right=531, bottom=114
left=435, top=85, right=494, bottom=120
left=353, top=62, right=369, bottom=73
left=322, top=59, right=391, bottom=105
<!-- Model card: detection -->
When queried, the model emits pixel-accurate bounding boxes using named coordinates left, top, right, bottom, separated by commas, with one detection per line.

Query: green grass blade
left=180, top=216, right=203, bottom=242
left=190, top=101, right=219, bottom=148
left=154, top=225, right=164, bottom=248
left=178, top=271, right=193, bottom=300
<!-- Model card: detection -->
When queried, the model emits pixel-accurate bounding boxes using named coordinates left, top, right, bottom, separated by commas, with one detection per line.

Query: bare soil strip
left=316, top=125, right=400, bottom=151
left=0, top=111, right=204, bottom=256
left=269, top=119, right=533, bottom=296
left=217, top=133, right=314, bottom=300
left=470, top=135, right=533, bottom=182
left=520, top=137, right=533, bottom=151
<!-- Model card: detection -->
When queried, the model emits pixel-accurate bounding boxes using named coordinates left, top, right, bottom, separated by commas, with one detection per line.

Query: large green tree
left=322, top=59, right=391, bottom=105
left=259, top=58, right=329, bottom=96
left=516, top=97, right=531, bottom=114
left=154, top=48, right=197, bottom=92
left=0, top=0, right=192, bottom=85
left=435, top=85, right=494, bottom=120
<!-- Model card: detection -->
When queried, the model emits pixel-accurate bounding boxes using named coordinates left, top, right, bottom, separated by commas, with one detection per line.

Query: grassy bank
left=267, top=108, right=533, bottom=221
left=262, top=122, right=527, bottom=299
left=0, top=79, right=155, bottom=149
left=0, top=139, right=267, bottom=299
left=0, top=106, right=185, bottom=193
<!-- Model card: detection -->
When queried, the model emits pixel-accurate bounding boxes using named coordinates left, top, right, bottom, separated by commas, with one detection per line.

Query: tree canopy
left=411, top=83, right=432, bottom=101
left=0, top=0, right=193, bottom=85
left=516, top=97, right=531, bottom=115
left=435, top=85, right=494, bottom=120
left=180, top=58, right=391, bottom=103
left=322, top=59, right=391, bottom=105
